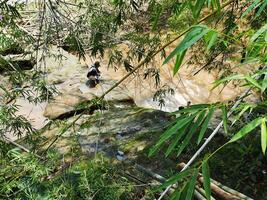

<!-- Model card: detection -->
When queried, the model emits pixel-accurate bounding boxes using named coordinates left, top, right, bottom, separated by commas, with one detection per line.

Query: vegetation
left=0, top=150, right=138, bottom=199
left=0, top=0, right=266, bottom=199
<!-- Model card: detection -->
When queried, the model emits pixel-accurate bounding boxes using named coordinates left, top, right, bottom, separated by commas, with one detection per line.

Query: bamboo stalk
left=199, top=177, right=240, bottom=200
left=2, top=136, right=30, bottom=153
left=135, top=164, right=207, bottom=200
left=210, top=179, right=253, bottom=200
left=195, top=185, right=216, bottom=200
left=1, top=136, right=43, bottom=159
left=158, top=87, right=252, bottom=200
left=177, top=163, right=253, bottom=200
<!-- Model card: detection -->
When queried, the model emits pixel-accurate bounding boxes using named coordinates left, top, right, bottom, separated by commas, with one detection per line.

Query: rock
left=75, top=106, right=172, bottom=158
left=38, top=47, right=134, bottom=120
left=41, top=105, right=173, bottom=160
left=44, top=80, right=133, bottom=120
left=116, top=151, right=126, bottom=161
left=0, top=54, right=35, bottom=73
left=43, top=92, right=90, bottom=119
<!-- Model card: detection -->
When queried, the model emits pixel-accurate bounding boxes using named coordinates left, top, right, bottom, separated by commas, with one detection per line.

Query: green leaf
left=205, top=30, right=218, bottom=51
left=232, top=105, right=251, bottom=126
left=198, top=107, right=215, bottom=144
left=255, top=0, right=267, bottom=18
left=245, top=76, right=262, bottom=90
left=169, top=189, right=181, bottom=200
left=152, top=4, right=163, bottom=31
left=208, top=0, right=220, bottom=11
left=207, top=0, right=212, bottom=7
left=157, top=169, right=191, bottom=191
left=177, top=110, right=207, bottom=157
left=185, top=169, right=198, bottom=200
left=212, top=74, right=245, bottom=89
left=193, top=0, right=206, bottom=19
left=251, top=23, right=267, bottom=42
left=163, top=25, right=209, bottom=65
left=212, top=0, right=221, bottom=12
left=173, top=50, right=187, bottom=75
left=191, top=110, right=207, bottom=134
left=229, top=117, right=263, bottom=143
left=149, top=114, right=197, bottom=156
left=261, top=119, right=267, bottom=155
left=202, top=160, right=211, bottom=200
left=241, top=0, right=261, bottom=18
left=221, top=104, right=228, bottom=134
left=262, top=75, right=267, bottom=93
left=174, top=104, right=210, bottom=114
left=165, top=123, right=190, bottom=157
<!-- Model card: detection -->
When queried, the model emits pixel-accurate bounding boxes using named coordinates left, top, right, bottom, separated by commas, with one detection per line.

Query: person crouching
left=86, top=61, right=101, bottom=88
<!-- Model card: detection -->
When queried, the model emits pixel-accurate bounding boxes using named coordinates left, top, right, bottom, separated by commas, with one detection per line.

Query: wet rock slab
left=41, top=106, right=173, bottom=161
left=43, top=81, right=132, bottom=120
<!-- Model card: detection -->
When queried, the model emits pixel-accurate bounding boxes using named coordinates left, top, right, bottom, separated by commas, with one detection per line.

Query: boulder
left=43, top=91, right=91, bottom=119
left=44, top=80, right=132, bottom=120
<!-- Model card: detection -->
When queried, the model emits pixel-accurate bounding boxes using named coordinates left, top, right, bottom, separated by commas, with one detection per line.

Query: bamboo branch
left=157, top=87, right=252, bottom=199
left=1, top=136, right=43, bottom=159
left=195, top=185, right=216, bottom=200
left=2, top=136, right=30, bottom=153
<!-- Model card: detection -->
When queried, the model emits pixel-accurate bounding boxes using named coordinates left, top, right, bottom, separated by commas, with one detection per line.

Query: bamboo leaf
left=212, top=0, right=221, bottom=12
left=241, top=0, right=261, bottom=18
left=198, top=107, right=215, bottom=144
left=207, top=0, right=212, bottom=7
left=262, top=74, right=267, bottom=93
left=229, top=117, right=263, bottom=143
left=157, top=169, right=191, bottom=191
left=149, top=114, right=197, bottom=156
left=166, top=110, right=206, bottom=157
left=194, top=0, right=206, bottom=19
left=185, top=169, right=198, bottom=200
left=165, top=123, right=190, bottom=157
left=245, top=76, right=262, bottom=90
left=173, top=50, right=187, bottom=75
left=212, top=74, right=245, bottom=89
left=177, top=111, right=207, bottom=157
left=232, top=105, right=251, bottom=126
left=202, top=160, right=211, bottom=200
left=250, top=23, right=267, bottom=42
left=190, top=110, right=207, bottom=134
left=169, top=189, right=181, bottom=200
left=152, top=4, right=163, bottom=31
left=221, top=104, right=228, bottom=134
left=163, top=25, right=209, bottom=65
left=255, top=0, right=267, bottom=18
left=205, top=30, right=218, bottom=51
left=261, top=119, right=267, bottom=155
